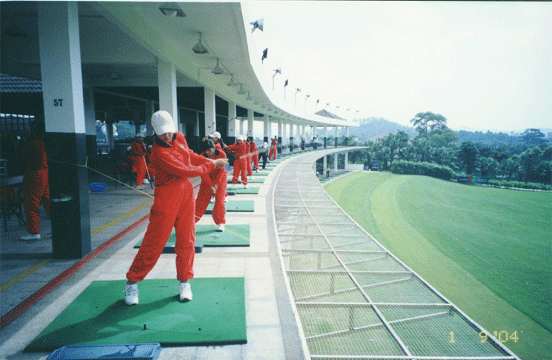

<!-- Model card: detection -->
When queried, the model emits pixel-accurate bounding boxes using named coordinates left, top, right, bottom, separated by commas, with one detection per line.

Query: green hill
left=325, top=172, right=551, bottom=360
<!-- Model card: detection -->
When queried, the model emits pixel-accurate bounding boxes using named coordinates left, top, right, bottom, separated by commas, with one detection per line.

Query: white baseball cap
left=136, top=132, right=145, bottom=138
left=151, top=110, right=176, bottom=135
left=209, top=131, right=221, bottom=139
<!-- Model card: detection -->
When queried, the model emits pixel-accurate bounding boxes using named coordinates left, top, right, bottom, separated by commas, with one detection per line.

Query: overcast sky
left=243, top=1, right=551, bottom=133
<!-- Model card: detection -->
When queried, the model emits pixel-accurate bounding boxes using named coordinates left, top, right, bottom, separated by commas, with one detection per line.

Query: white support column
left=38, top=1, right=90, bottom=258
left=323, top=155, right=327, bottom=173
left=282, top=122, right=287, bottom=146
left=334, top=151, right=338, bottom=171
left=264, top=114, right=270, bottom=142
left=204, top=87, right=216, bottom=137
left=228, top=101, right=237, bottom=141
left=145, top=100, right=154, bottom=136
left=239, top=119, right=245, bottom=137
left=247, top=108, right=254, bottom=139
left=157, top=59, right=179, bottom=131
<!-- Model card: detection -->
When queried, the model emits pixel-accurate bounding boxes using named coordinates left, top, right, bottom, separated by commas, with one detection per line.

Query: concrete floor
left=0, top=154, right=305, bottom=360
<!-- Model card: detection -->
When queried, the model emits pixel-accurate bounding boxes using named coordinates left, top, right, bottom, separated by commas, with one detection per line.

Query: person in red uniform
left=14, top=120, right=50, bottom=241
left=225, top=135, right=248, bottom=189
left=245, top=137, right=253, bottom=177
left=269, top=136, right=278, bottom=161
left=124, top=110, right=227, bottom=306
left=195, top=139, right=227, bottom=232
left=129, top=132, right=148, bottom=189
left=208, top=131, right=224, bottom=152
left=249, top=138, right=259, bottom=172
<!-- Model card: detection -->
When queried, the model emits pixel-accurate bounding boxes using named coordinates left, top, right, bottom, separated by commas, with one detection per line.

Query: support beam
left=204, top=87, right=216, bottom=138
left=227, top=101, right=237, bottom=144
left=157, top=59, right=179, bottom=131
left=38, top=1, right=90, bottom=259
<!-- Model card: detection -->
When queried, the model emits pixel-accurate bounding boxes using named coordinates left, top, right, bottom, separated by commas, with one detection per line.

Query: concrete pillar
left=301, top=124, right=306, bottom=150
left=157, top=59, right=179, bottom=132
left=324, top=126, right=328, bottom=149
left=263, top=114, right=270, bottom=143
left=282, top=122, right=287, bottom=146
left=145, top=100, right=154, bottom=136
left=334, top=152, right=338, bottom=171
left=247, top=108, right=254, bottom=139
left=227, top=101, right=237, bottom=144
left=38, top=2, right=90, bottom=258
left=323, top=155, right=327, bottom=174
left=204, top=87, right=216, bottom=138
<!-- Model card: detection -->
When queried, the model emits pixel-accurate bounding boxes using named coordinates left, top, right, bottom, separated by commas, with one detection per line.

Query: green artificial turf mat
left=230, top=186, right=259, bottom=194
left=25, top=278, right=246, bottom=352
left=227, top=177, right=265, bottom=183
left=206, top=200, right=254, bottom=213
left=252, top=171, right=270, bottom=176
left=135, top=225, right=250, bottom=249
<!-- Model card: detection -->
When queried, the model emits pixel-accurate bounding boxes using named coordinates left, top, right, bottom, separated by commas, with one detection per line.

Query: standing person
left=249, top=138, right=259, bottom=172
left=269, top=136, right=278, bottom=161
left=129, top=132, right=148, bottom=189
left=258, top=142, right=269, bottom=170
left=14, top=120, right=50, bottom=240
left=245, top=137, right=253, bottom=178
left=225, top=135, right=248, bottom=189
left=124, top=111, right=227, bottom=306
left=195, top=139, right=227, bottom=232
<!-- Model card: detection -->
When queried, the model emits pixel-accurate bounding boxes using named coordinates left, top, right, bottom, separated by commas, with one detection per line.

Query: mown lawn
left=325, top=172, right=551, bottom=360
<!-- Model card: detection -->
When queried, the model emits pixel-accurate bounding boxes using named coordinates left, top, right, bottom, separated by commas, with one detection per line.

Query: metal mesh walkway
left=273, top=149, right=519, bottom=360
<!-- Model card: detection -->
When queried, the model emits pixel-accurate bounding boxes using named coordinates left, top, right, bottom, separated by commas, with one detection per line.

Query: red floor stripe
left=0, top=214, right=150, bottom=330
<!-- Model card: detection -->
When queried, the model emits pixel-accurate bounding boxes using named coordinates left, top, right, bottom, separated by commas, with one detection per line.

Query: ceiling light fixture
left=192, top=32, right=209, bottom=54
left=212, top=59, right=224, bottom=75
left=159, top=5, right=185, bottom=17
left=237, top=84, right=246, bottom=94
left=227, top=75, right=239, bottom=86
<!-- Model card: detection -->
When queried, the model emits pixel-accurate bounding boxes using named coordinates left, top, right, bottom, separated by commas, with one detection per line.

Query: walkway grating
left=272, top=149, right=520, bottom=360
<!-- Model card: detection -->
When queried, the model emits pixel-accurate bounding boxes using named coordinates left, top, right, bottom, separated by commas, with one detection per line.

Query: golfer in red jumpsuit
left=245, top=138, right=253, bottom=177
left=124, top=111, right=227, bottom=305
left=129, top=133, right=148, bottom=189
left=15, top=121, right=50, bottom=240
left=195, top=139, right=227, bottom=232
left=269, top=137, right=278, bottom=160
left=226, top=135, right=248, bottom=188
left=249, top=139, right=259, bottom=172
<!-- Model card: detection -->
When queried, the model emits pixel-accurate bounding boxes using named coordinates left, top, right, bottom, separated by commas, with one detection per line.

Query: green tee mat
left=251, top=171, right=269, bottom=176
left=229, top=186, right=259, bottom=194
left=206, top=200, right=254, bottom=214
left=135, top=224, right=250, bottom=249
left=227, top=177, right=265, bottom=183
left=46, top=343, right=161, bottom=360
left=25, top=278, right=246, bottom=352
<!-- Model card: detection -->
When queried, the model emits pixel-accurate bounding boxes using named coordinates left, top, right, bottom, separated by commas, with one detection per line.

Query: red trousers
left=246, top=155, right=253, bottom=176
left=232, top=158, right=248, bottom=185
left=195, top=179, right=227, bottom=225
left=22, top=169, right=50, bottom=234
left=132, top=156, right=147, bottom=186
left=252, top=153, right=259, bottom=170
left=269, top=148, right=277, bottom=160
left=127, top=180, right=196, bottom=282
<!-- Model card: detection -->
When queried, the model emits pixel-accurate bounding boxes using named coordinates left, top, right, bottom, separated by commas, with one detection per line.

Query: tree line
left=344, top=112, right=552, bottom=185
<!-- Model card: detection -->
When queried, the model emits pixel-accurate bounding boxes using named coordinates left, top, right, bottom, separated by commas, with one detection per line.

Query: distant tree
left=499, top=155, right=520, bottom=181
left=521, top=128, right=546, bottom=144
left=410, top=112, right=447, bottom=139
left=536, top=161, right=552, bottom=185
left=477, top=157, right=498, bottom=178
left=458, top=141, right=479, bottom=174
left=520, top=146, right=543, bottom=182
left=429, top=127, right=459, bottom=148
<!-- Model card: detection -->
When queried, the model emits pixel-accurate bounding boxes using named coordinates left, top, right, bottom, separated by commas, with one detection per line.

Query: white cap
left=151, top=110, right=176, bottom=135
left=209, top=131, right=221, bottom=139
left=136, top=132, right=145, bottom=138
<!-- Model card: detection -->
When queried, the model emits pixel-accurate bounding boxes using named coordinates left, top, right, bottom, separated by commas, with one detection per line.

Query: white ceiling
left=1, top=1, right=352, bottom=127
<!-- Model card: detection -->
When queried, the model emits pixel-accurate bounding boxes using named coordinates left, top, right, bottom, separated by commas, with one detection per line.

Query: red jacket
left=250, top=141, right=257, bottom=153
left=200, top=150, right=227, bottom=188
left=15, top=138, right=48, bottom=174
left=151, top=132, right=214, bottom=187
left=226, top=141, right=248, bottom=159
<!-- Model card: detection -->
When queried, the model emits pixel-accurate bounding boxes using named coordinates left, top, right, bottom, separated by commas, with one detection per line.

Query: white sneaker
left=21, top=233, right=41, bottom=241
left=217, top=224, right=225, bottom=232
left=225, top=197, right=229, bottom=203
left=143, top=179, right=150, bottom=184
left=244, top=184, right=249, bottom=189
left=179, top=282, right=193, bottom=301
left=210, top=197, right=215, bottom=203
left=124, top=284, right=139, bottom=305
left=229, top=184, right=235, bottom=189
left=136, top=185, right=145, bottom=190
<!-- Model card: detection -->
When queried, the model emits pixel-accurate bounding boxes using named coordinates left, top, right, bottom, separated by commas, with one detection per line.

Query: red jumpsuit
left=226, top=141, right=248, bottom=185
left=130, top=141, right=148, bottom=186
left=250, top=141, right=259, bottom=170
left=195, top=150, right=227, bottom=225
left=246, top=142, right=253, bottom=176
left=126, top=132, right=214, bottom=282
left=269, top=139, right=278, bottom=160
left=16, top=138, right=50, bottom=235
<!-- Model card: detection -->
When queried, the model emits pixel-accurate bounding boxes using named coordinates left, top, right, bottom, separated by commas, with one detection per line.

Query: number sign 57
left=53, top=99, right=63, bottom=106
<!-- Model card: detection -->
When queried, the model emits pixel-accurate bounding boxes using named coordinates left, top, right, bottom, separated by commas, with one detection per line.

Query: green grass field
left=325, top=172, right=552, bottom=360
